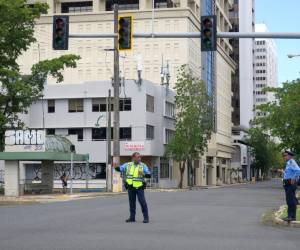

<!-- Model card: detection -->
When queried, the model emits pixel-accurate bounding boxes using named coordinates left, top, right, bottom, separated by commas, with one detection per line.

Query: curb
left=192, top=182, right=248, bottom=190
left=273, top=205, right=300, bottom=228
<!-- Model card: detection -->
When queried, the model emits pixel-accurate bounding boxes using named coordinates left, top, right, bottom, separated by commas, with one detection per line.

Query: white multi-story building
left=254, top=23, right=278, bottom=117
left=18, top=0, right=236, bottom=187
left=19, top=80, right=176, bottom=188
left=229, top=0, right=255, bottom=180
left=229, top=0, right=255, bottom=129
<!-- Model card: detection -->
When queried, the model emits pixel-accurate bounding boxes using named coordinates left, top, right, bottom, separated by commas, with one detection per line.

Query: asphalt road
left=0, top=180, right=299, bottom=250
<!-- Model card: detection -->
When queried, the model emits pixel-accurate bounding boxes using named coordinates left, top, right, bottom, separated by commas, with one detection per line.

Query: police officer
left=282, top=150, right=300, bottom=222
left=114, top=152, right=151, bottom=223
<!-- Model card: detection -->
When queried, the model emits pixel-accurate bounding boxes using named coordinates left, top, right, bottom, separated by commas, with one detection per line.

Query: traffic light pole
left=69, top=32, right=300, bottom=39
left=113, top=4, right=120, bottom=180
left=106, top=89, right=112, bottom=192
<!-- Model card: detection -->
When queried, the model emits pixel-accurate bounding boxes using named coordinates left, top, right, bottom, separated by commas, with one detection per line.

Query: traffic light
left=201, top=15, right=217, bottom=52
left=118, top=16, right=132, bottom=51
left=53, top=15, right=69, bottom=50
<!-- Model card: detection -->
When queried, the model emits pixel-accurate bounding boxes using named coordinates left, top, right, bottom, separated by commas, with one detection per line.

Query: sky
left=256, top=0, right=300, bottom=84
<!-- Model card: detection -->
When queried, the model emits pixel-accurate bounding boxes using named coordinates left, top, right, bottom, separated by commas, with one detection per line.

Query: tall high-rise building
left=254, top=23, right=278, bottom=117
left=19, top=0, right=235, bottom=187
left=229, top=0, right=255, bottom=180
left=229, top=0, right=255, bottom=129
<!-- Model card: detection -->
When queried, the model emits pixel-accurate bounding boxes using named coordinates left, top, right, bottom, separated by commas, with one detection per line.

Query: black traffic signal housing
left=201, top=15, right=217, bottom=52
left=53, top=15, right=69, bottom=50
left=118, top=16, right=132, bottom=51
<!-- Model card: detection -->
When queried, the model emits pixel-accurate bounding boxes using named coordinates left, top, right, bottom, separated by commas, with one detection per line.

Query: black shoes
left=125, top=218, right=149, bottom=223
left=143, top=218, right=149, bottom=223
left=282, top=217, right=296, bottom=222
left=126, top=218, right=136, bottom=223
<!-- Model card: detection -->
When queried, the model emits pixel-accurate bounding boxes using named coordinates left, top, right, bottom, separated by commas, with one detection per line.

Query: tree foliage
left=254, top=79, right=300, bottom=155
left=246, top=128, right=283, bottom=178
left=166, top=65, right=213, bottom=188
left=0, top=1, right=80, bottom=150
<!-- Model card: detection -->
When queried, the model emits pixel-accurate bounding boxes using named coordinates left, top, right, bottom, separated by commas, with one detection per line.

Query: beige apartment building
left=20, top=0, right=235, bottom=187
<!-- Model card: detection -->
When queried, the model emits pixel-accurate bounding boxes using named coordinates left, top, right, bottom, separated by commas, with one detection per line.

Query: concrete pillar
left=55, top=0, right=61, bottom=13
left=180, top=0, right=188, bottom=8
left=198, top=158, right=206, bottom=186
left=19, top=162, right=26, bottom=196
left=41, top=161, right=54, bottom=193
left=140, top=0, right=152, bottom=10
left=5, top=161, right=20, bottom=197
left=48, top=0, right=55, bottom=14
left=211, top=157, right=217, bottom=186
left=93, top=0, right=106, bottom=12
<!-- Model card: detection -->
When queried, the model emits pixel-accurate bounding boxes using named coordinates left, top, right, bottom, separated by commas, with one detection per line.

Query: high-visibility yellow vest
left=125, top=162, right=145, bottom=189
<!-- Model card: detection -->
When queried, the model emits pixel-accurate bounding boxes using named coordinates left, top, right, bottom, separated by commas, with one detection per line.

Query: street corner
left=0, top=196, right=39, bottom=207
left=147, top=188, right=188, bottom=193
left=267, top=205, right=300, bottom=228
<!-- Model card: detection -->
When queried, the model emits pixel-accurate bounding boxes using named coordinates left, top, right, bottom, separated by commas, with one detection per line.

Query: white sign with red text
left=124, top=141, right=145, bottom=151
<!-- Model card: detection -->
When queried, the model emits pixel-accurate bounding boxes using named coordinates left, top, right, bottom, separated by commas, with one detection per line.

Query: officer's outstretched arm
left=113, top=162, right=127, bottom=173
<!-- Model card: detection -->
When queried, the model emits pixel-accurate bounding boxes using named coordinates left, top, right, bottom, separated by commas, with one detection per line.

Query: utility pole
left=106, top=89, right=112, bottom=192
left=113, top=3, right=120, bottom=177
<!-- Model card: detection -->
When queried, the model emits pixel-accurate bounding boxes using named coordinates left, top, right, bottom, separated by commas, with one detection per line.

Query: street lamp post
left=70, top=144, right=75, bottom=195
left=287, top=54, right=300, bottom=58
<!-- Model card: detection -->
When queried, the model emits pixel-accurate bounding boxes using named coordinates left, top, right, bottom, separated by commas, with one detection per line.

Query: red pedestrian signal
left=53, top=16, right=69, bottom=50
left=201, top=15, right=217, bottom=52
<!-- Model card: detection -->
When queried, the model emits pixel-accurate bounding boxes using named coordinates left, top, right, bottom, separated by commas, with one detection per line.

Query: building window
left=120, top=98, right=131, bottom=111
left=92, top=128, right=106, bottom=141
left=47, top=100, right=55, bottom=113
left=92, top=98, right=106, bottom=112
left=69, top=99, right=84, bottom=113
left=165, top=101, right=175, bottom=118
left=61, top=1, right=93, bottom=13
left=165, top=129, right=174, bottom=144
left=106, top=0, right=139, bottom=11
left=160, top=158, right=170, bottom=178
left=46, top=129, right=55, bottom=135
left=68, top=128, right=83, bottom=141
left=146, top=125, right=155, bottom=140
left=146, top=94, right=154, bottom=112
left=155, top=0, right=171, bottom=8
left=120, top=127, right=132, bottom=140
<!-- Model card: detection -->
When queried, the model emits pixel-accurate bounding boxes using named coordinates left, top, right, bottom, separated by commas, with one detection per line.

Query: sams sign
left=5, top=130, right=45, bottom=152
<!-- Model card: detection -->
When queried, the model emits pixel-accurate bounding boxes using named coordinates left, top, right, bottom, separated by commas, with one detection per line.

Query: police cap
left=284, top=150, right=294, bottom=156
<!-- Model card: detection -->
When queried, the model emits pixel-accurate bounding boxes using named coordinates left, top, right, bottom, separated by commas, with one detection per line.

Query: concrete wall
left=22, top=80, right=175, bottom=165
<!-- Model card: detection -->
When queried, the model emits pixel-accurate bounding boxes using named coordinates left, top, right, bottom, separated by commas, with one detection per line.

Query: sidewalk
left=0, top=191, right=127, bottom=205
left=0, top=182, right=250, bottom=206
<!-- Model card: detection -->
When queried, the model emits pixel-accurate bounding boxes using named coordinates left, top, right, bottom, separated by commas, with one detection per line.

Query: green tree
left=254, top=79, right=300, bottom=155
left=246, top=128, right=282, bottom=178
left=166, top=65, right=213, bottom=188
left=0, top=0, right=80, bottom=150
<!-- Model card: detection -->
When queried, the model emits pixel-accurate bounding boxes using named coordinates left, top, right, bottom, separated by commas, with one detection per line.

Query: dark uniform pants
left=128, top=188, right=149, bottom=220
left=284, top=183, right=298, bottom=219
